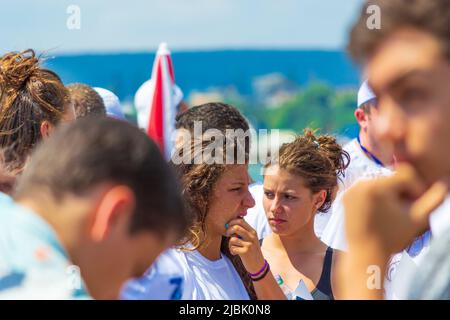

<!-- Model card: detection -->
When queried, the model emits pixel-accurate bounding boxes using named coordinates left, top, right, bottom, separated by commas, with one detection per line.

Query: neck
left=358, top=131, right=384, bottom=165
left=16, top=195, right=83, bottom=263
left=271, top=217, right=324, bottom=254
left=197, top=232, right=223, bottom=261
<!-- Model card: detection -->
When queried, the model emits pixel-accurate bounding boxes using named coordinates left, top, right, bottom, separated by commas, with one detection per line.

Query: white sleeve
left=320, top=192, right=348, bottom=251
left=120, top=249, right=184, bottom=300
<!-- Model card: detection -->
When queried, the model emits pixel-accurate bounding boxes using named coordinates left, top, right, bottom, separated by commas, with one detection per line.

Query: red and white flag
left=135, top=43, right=182, bottom=159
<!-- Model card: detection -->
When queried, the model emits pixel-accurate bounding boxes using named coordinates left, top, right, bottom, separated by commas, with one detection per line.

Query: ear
left=90, top=185, right=136, bottom=242
left=354, top=108, right=369, bottom=130
left=40, top=120, right=53, bottom=139
left=313, top=189, right=327, bottom=210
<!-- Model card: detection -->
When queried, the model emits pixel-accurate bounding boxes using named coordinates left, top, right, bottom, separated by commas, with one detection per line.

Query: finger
left=229, top=246, right=247, bottom=256
left=228, top=217, right=251, bottom=230
left=228, top=219, right=257, bottom=239
left=383, top=164, right=427, bottom=200
left=410, top=180, right=449, bottom=232
left=226, top=225, right=253, bottom=241
left=228, top=236, right=245, bottom=248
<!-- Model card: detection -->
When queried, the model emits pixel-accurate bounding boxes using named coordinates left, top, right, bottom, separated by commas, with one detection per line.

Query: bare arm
left=227, top=218, right=286, bottom=300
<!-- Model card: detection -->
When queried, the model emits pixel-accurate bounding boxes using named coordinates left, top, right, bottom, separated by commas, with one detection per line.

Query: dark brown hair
left=67, top=83, right=106, bottom=118
left=176, top=102, right=249, bottom=133
left=0, top=49, right=70, bottom=172
left=269, top=129, right=350, bottom=213
left=0, top=149, right=16, bottom=194
left=349, top=0, right=450, bottom=64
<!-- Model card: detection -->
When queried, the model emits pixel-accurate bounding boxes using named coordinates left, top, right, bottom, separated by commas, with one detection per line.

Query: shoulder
left=409, top=232, right=450, bottom=299
left=343, top=139, right=359, bottom=156
left=121, top=248, right=186, bottom=300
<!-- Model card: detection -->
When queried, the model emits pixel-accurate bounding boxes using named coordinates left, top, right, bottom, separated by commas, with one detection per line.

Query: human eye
left=264, top=190, right=274, bottom=199
left=284, top=194, right=297, bottom=200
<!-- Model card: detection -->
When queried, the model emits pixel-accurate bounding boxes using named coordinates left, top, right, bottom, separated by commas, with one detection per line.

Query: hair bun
left=0, top=49, right=39, bottom=93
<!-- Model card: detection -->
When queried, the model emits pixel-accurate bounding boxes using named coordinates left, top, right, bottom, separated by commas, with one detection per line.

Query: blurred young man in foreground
left=338, top=0, right=450, bottom=299
left=0, top=118, right=188, bottom=299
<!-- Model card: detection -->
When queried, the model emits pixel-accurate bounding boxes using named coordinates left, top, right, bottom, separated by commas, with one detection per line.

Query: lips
left=236, top=211, right=247, bottom=219
left=269, top=218, right=286, bottom=225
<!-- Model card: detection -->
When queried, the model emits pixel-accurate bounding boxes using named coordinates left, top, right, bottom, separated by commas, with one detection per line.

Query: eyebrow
left=371, top=69, right=430, bottom=95
left=263, top=188, right=297, bottom=195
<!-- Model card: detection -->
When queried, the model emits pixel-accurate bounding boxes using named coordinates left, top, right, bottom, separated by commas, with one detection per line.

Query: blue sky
left=0, top=0, right=364, bottom=54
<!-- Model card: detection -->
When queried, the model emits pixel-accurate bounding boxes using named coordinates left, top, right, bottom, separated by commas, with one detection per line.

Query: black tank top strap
left=311, top=247, right=334, bottom=300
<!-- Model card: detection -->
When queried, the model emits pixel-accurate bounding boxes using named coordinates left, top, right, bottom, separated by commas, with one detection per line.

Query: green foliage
left=232, top=81, right=357, bottom=136
left=203, top=81, right=357, bottom=138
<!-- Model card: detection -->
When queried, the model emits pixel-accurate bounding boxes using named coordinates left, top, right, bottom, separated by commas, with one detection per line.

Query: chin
left=270, top=225, right=290, bottom=236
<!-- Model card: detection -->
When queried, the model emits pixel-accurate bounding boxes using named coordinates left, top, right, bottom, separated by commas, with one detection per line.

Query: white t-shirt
left=321, top=138, right=392, bottom=251
left=384, top=231, right=432, bottom=300
left=122, top=247, right=250, bottom=300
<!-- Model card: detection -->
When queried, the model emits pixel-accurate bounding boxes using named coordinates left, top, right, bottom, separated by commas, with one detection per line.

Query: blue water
left=43, top=50, right=360, bottom=102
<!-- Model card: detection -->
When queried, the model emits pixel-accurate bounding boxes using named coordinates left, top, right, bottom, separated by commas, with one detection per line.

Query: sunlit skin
left=368, top=27, right=450, bottom=185
left=198, top=165, right=255, bottom=261
left=355, top=101, right=395, bottom=167
left=207, top=165, right=256, bottom=239
left=40, top=101, right=76, bottom=138
left=338, top=27, right=450, bottom=299
left=17, top=183, right=176, bottom=299
left=261, top=165, right=341, bottom=296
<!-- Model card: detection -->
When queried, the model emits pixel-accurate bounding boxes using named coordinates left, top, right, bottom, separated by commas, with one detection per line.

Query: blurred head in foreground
left=349, top=0, right=450, bottom=184
left=14, top=117, right=188, bottom=299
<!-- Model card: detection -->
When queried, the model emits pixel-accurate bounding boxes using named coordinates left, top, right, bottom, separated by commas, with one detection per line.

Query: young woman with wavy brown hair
left=122, top=104, right=285, bottom=300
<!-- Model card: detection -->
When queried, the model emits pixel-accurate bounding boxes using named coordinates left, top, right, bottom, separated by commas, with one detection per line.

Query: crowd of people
left=0, top=0, right=449, bottom=300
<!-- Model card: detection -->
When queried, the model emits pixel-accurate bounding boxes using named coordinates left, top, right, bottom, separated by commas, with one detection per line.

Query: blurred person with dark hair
left=67, top=83, right=106, bottom=118
left=0, top=49, right=75, bottom=189
left=338, top=0, right=450, bottom=299
left=0, top=117, right=188, bottom=299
